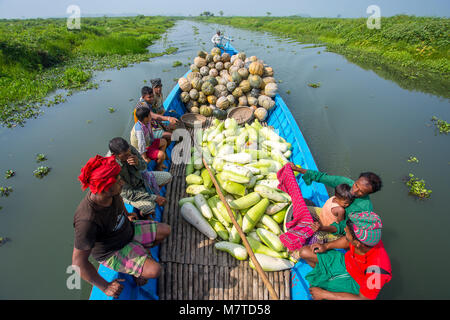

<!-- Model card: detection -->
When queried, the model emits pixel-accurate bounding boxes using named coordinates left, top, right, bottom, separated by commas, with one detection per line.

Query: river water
left=0, top=20, right=448, bottom=300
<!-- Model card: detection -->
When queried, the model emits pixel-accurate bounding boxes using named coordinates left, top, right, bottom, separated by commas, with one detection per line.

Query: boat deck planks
left=158, top=119, right=290, bottom=300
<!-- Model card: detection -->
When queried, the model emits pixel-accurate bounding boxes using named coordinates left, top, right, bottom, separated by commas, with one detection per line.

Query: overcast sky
left=0, top=0, right=449, bottom=19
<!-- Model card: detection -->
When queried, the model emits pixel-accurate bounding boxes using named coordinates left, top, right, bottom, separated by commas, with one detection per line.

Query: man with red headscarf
left=72, top=155, right=170, bottom=298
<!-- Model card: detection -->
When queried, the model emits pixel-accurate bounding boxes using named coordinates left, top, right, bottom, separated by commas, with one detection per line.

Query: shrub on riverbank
left=0, top=16, right=176, bottom=127
left=194, top=15, right=449, bottom=97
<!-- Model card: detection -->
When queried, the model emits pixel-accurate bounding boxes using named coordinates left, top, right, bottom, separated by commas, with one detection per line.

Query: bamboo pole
left=190, top=122, right=279, bottom=301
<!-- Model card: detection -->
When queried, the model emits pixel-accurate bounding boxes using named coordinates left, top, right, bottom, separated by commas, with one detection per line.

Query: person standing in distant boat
left=211, top=30, right=232, bottom=49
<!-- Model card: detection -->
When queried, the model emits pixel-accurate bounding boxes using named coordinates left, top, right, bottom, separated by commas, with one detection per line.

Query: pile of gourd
left=178, top=47, right=278, bottom=122
left=178, top=118, right=297, bottom=272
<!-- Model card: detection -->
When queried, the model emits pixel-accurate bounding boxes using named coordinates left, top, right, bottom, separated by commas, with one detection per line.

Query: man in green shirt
left=291, top=163, right=382, bottom=235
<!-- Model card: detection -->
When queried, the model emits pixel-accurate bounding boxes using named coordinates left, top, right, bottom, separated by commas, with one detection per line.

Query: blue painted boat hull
left=89, top=43, right=329, bottom=300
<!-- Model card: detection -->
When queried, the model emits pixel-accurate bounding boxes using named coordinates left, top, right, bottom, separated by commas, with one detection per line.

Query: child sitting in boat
left=131, top=106, right=167, bottom=171
left=307, top=183, right=355, bottom=244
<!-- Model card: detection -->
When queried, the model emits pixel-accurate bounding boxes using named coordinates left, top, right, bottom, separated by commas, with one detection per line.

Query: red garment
left=277, top=164, right=315, bottom=251
left=345, top=241, right=392, bottom=299
left=78, top=155, right=121, bottom=194
left=145, top=138, right=161, bottom=160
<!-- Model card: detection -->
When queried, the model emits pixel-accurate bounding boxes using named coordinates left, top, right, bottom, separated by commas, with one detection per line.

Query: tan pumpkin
left=226, top=94, right=236, bottom=105
left=181, top=92, right=190, bottom=104
left=178, top=78, right=192, bottom=92
left=213, top=54, right=222, bottom=63
left=209, top=68, right=219, bottom=77
left=238, top=95, right=247, bottom=106
left=190, top=64, right=199, bottom=72
left=191, top=78, right=203, bottom=91
left=224, top=62, right=232, bottom=70
left=249, top=56, right=258, bottom=62
left=239, top=80, right=251, bottom=93
left=263, top=67, right=274, bottom=77
left=189, top=88, right=199, bottom=100
left=194, top=57, right=207, bottom=68
left=232, top=87, right=244, bottom=98
left=248, top=75, right=263, bottom=89
left=258, top=95, right=275, bottom=110
left=221, top=52, right=231, bottom=62
left=216, top=96, right=230, bottom=110
left=254, top=107, right=268, bottom=121
left=215, top=62, right=224, bottom=71
left=233, top=58, right=245, bottom=69
left=248, top=96, right=258, bottom=106
left=261, top=77, right=276, bottom=89
left=214, top=85, right=227, bottom=98
left=264, top=83, right=278, bottom=97
left=200, top=66, right=210, bottom=76
left=238, top=68, right=249, bottom=80
left=237, top=52, right=246, bottom=61
left=249, top=61, right=264, bottom=76
left=208, top=62, right=216, bottom=69
left=187, top=71, right=201, bottom=82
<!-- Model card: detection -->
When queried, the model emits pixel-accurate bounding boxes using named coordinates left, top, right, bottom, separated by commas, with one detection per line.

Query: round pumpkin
left=191, top=106, right=200, bottom=114
left=233, top=58, right=245, bottom=69
left=214, top=84, right=227, bottom=98
left=213, top=54, right=222, bottom=63
left=261, top=77, right=276, bottom=89
left=248, top=96, right=258, bottom=106
left=197, top=51, right=207, bottom=58
left=215, top=62, right=224, bottom=71
left=239, top=80, right=251, bottom=93
left=178, top=78, right=191, bottom=92
left=211, top=47, right=221, bottom=56
left=189, top=88, right=199, bottom=100
left=248, top=75, right=263, bottom=89
left=181, top=92, right=190, bottom=104
left=258, top=95, right=275, bottom=110
left=219, top=70, right=229, bottom=78
left=206, top=76, right=218, bottom=87
left=194, top=57, right=207, bottom=68
left=191, top=78, right=203, bottom=91
left=226, top=81, right=237, bottom=93
left=206, top=54, right=214, bottom=63
left=187, top=100, right=199, bottom=110
left=263, top=67, right=274, bottom=77
left=249, top=56, right=258, bottom=62
left=200, top=105, right=212, bottom=117
left=201, top=81, right=215, bottom=96
left=221, top=52, right=231, bottom=62
left=200, top=66, right=210, bottom=76
left=190, top=64, right=199, bottom=72
left=208, top=62, right=215, bottom=69
left=229, top=65, right=239, bottom=74
left=226, top=94, right=236, bottom=105
left=224, top=62, right=231, bottom=70
left=238, top=95, right=247, bottom=106
left=207, top=95, right=217, bottom=105
left=238, top=68, right=249, bottom=80
left=237, top=52, right=246, bottom=61
left=209, top=68, right=219, bottom=77
left=264, top=83, right=278, bottom=97
left=216, top=96, right=230, bottom=110
left=232, top=87, right=244, bottom=98
left=212, top=108, right=227, bottom=120
left=187, top=71, right=201, bottom=82
left=198, top=92, right=207, bottom=104
left=249, top=61, right=264, bottom=76
left=231, top=71, right=242, bottom=84
left=254, top=107, right=268, bottom=121
left=249, top=88, right=261, bottom=98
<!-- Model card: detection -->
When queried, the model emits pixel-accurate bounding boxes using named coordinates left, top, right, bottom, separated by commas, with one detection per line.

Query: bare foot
left=134, top=276, right=148, bottom=287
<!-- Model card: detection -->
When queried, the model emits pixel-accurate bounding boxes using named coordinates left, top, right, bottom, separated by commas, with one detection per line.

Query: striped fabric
left=277, top=164, right=316, bottom=251
left=348, top=211, right=382, bottom=246
left=100, top=220, right=158, bottom=277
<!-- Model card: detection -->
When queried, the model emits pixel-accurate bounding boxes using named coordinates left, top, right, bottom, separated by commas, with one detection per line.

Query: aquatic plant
left=172, top=61, right=183, bottom=67
left=405, top=174, right=432, bottom=199
left=0, top=186, right=13, bottom=197
left=108, top=107, right=116, bottom=113
left=33, top=166, right=51, bottom=179
left=36, top=154, right=47, bottom=163
left=308, top=82, right=321, bottom=88
left=431, top=116, right=450, bottom=134
left=407, top=156, right=419, bottom=163
left=5, top=170, right=15, bottom=179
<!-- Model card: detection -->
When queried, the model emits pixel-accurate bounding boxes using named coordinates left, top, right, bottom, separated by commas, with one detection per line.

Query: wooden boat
left=89, top=42, right=329, bottom=300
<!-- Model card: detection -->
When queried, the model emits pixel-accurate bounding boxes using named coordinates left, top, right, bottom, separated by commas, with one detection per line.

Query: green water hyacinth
left=5, top=170, right=15, bottom=179
left=33, top=166, right=51, bottom=179
left=0, top=186, right=13, bottom=197
left=406, top=173, right=432, bottom=199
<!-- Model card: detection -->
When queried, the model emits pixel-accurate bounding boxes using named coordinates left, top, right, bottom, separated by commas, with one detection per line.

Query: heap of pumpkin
left=178, top=47, right=278, bottom=121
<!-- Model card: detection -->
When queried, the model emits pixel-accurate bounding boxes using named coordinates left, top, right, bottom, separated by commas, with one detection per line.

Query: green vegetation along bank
left=0, top=16, right=178, bottom=128
left=195, top=15, right=450, bottom=98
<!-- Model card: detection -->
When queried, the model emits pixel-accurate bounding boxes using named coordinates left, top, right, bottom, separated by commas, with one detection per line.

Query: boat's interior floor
left=158, top=118, right=291, bottom=300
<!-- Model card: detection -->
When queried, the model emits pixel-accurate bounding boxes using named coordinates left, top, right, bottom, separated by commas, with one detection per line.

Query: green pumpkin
left=231, top=71, right=242, bottom=84
left=239, top=80, right=251, bottom=93
left=198, top=92, right=207, bottom=104
left=248, top=75, right=263, bottom=89
left=200, top=105, right=212, bottom=117
left=201, top=82, right=215, bottom=96
left=181, top=92, right=190, bottom=104
left=213, top=108, right=227, bottom=120
left=197, top=51, right=207, bottom=58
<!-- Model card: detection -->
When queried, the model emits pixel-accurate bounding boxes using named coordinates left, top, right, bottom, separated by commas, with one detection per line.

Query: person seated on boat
left=298, top=212, right=392, bottom=300
left=211, top=30, right=232, bottom=48
left=108, top=137, right=171, bottom=220
left=133, top=86, right=178, bottom=144
left=291, top=164, right=382, bottom=237
left=306, top=183, right=355, bottom=245
left=72, top=154, right=171, bottom=297
left=131, top=106, right=168, bottom=171
left=151, top=78, right=176, bottom=132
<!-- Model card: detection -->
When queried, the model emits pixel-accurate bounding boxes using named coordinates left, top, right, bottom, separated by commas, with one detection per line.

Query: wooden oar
left=189, top=122, right=280, bottom=301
